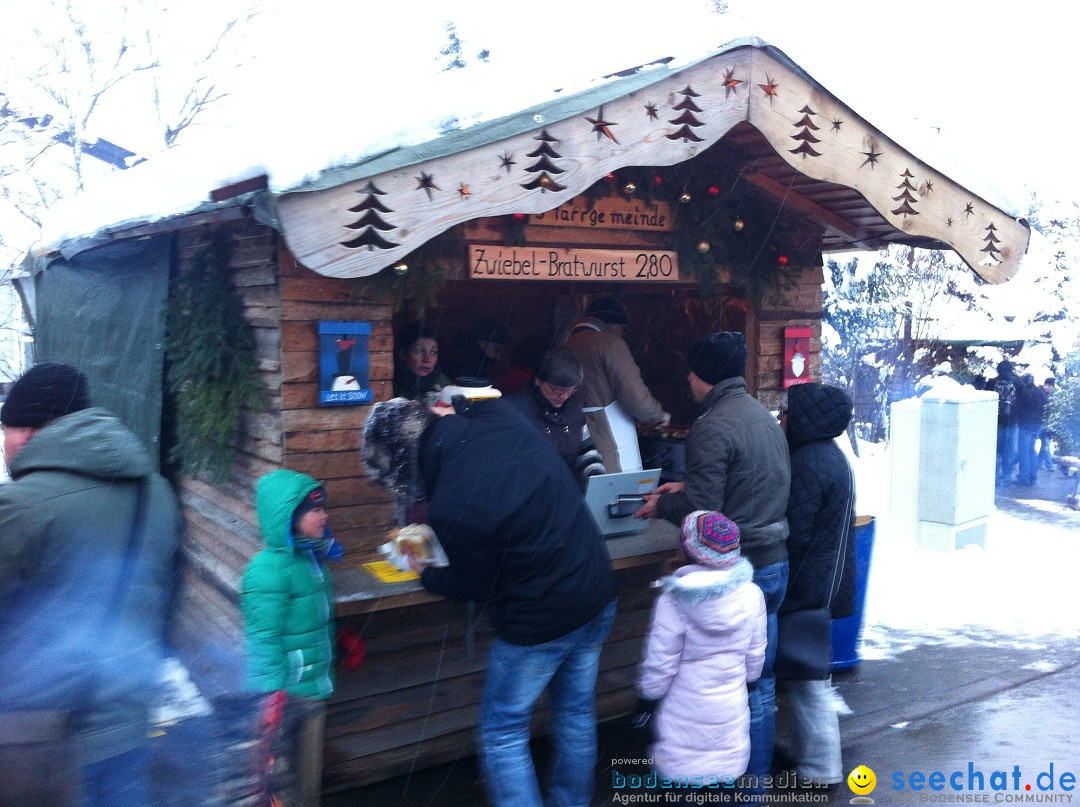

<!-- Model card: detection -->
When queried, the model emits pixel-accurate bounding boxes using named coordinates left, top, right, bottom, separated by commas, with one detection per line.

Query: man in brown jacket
left=564, top=297, right=670, bottom=472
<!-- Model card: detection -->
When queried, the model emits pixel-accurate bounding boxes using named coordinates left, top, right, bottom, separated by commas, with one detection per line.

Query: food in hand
left=391, top=524, right=436, bottom=562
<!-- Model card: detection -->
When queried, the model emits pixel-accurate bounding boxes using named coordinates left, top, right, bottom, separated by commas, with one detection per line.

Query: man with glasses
left=564, top=296, right=670, bottom=472
left=509, top=348, right=606, bottom=488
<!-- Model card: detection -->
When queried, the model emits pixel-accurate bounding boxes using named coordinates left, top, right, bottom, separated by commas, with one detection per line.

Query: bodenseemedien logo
left=848, top=765, right=877, bottom=804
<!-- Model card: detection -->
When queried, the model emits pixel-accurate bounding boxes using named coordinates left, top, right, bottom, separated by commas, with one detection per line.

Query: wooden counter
left=323, top=519, right=680, bottom=791
left=332, top=519, right=680, bottom=616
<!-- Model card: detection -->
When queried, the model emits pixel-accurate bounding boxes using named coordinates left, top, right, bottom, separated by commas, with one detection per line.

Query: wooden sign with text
left=528, top=196, right=674, bottom=232
left=468, top=245, right=680, bottom=283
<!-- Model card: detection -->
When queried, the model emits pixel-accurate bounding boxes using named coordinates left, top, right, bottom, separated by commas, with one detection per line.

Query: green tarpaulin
left=27, top=234, right=173, bottom=470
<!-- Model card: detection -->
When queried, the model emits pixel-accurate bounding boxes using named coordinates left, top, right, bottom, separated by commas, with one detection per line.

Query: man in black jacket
left=362, top=397, right=617, bottom=807
left=635, top=332, right=790, bottom=794
left=776, top=382, right=856, bottom=790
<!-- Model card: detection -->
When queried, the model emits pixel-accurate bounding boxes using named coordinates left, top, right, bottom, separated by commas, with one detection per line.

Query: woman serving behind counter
left=393, top=322, right=452, bottom=401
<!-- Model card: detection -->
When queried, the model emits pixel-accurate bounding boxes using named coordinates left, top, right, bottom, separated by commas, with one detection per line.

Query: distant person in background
left=1038, top=378, right=1057, bottom=471
left=1015, top=373, right=1048, bottom=486
left=445, top=316, right=511, bottom=385
left=564, top=296, right=670, bottom=472
left=393, top=322, right=451, bottom=401
left=508, top=348, right=607, bottom=489
left=992, top=360, right=1021, bottom=488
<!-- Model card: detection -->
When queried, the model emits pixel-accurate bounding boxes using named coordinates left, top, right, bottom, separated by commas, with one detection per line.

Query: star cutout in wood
left=831, top=118, right=843, bottom=132
left=923, top=180, right=934, bottom=193
left=644, top=102, right=659, bottom=120
left=458, top=183, right=471, bottom=200
left=947, top=217, right=954, bottom=227
left=500, top=152, right=516, bottom=173
left=584, top=106, right=619, bottom=144
left=757, top=75, right=779, bottom=102
left=860, top=147, right=883, bottom=169
left=964, top=202, right=975, bottom=217
left=722, top=67, right=743, bottom=99
left=415, top=172, right=439, bottom=200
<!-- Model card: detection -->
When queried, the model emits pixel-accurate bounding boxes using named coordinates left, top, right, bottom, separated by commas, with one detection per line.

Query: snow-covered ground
left=850, top=440, right=1080, bottom=662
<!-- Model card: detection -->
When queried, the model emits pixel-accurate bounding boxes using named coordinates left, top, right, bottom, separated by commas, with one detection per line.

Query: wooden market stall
left=22, top=38, right=1029, bottom=793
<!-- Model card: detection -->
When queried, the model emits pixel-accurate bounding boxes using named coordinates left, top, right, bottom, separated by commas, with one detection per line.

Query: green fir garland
left=363, top=227, right=461, bottom=316
left=164, top=241, right=268, bottom=482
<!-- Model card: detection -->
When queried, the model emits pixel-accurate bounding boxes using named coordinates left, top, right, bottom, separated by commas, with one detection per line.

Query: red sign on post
left=783, top=327, right=812, bottom=389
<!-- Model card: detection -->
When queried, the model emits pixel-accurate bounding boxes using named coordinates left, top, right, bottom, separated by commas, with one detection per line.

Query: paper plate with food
left=379, top=524, right=450, bottom=571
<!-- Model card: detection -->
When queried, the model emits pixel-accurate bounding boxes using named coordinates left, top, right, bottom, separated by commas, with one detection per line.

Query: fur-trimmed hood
left=659, top=557, right=754, bottom=603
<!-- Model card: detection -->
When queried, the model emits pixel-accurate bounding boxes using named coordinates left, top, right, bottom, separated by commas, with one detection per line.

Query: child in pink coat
left=638, top=510, right=767, bottom=783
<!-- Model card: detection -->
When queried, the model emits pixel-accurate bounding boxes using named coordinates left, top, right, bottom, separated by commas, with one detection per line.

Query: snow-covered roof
left=34, top=35, right=1030, bottom=284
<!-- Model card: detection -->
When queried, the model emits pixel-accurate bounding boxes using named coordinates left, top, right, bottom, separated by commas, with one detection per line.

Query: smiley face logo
left=848, top=765, right=877, bottom=795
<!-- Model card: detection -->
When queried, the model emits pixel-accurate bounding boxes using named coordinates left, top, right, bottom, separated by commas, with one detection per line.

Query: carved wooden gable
left=277, top=42, right=1028, bottom=283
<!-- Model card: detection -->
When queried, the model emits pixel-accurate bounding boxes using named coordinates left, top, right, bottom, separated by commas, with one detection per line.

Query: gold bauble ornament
left=623, top=181, right=637, bottom=195
left=733, top=217, right=746, bottom=232
left=696, top=241, right=711, bottom=254
left=680, top=192, right=692, bottom=204
left=392, top=261, right=409, bottom=276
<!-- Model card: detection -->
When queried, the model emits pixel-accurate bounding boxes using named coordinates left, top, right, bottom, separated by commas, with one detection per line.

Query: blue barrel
left=831, top=515, right=875, bottom=672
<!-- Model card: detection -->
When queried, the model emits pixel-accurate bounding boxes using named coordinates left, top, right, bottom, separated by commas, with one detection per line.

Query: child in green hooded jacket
left=242, top=469, right=345, bottom=805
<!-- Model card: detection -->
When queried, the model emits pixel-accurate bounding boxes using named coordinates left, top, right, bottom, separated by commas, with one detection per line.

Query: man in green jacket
left=0, top=363, right=182, bottom=807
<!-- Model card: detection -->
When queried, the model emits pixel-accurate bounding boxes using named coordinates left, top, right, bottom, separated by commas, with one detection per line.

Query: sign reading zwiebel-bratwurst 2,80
left=467, top=245, right=680, bottom=283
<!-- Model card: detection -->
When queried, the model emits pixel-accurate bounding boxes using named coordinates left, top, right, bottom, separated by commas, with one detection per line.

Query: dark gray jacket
left=657, top=377, right=790, bottom=568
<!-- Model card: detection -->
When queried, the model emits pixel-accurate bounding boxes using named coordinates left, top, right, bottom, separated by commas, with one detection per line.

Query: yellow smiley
left=848, top=765, right=877, bottom=795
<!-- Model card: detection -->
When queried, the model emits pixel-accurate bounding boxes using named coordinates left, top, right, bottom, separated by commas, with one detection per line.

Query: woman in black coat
left=776, top=382, right=856, bottom=789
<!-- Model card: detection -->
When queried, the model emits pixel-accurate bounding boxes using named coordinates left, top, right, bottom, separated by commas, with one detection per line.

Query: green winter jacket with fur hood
left=242, top=469, right=336, bottom=699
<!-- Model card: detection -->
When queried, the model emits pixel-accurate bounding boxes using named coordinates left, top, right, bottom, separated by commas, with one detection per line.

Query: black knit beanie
left=687, top=332, right=748, bottom=385
left=1, top=363, right=91, bottom=428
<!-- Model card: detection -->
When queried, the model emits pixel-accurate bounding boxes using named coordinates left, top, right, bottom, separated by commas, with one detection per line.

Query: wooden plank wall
left=323, top=560, right=665, bottom=791
left=168, top=218, right=292, bottom=687
left=277, top=246, right=398, bottom=561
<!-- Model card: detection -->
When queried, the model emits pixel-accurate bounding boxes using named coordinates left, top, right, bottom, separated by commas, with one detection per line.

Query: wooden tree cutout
left=521, top=128, right=567, bottom=192
left=340, top=181, right=399, bottom=250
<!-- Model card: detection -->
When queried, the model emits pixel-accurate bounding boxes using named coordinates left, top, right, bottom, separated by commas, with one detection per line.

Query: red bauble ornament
left=604, top=172, right=617, bottom=182
left=706, top=185, right=721, bottom=197
left=777, top=253, right=790, bottom=267
left=652, top=173, right=664, bottom=187
left=511, top=213, right=526, bottom=222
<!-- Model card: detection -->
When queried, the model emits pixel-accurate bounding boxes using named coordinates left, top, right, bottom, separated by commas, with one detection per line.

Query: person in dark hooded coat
left=361, top=397, right=617, bottom=807
left=775, top=382, right=856, bottom=790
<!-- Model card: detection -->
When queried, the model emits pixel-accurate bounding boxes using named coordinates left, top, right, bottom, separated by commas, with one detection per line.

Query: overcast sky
left=8, top=0, right=1076, bottom=248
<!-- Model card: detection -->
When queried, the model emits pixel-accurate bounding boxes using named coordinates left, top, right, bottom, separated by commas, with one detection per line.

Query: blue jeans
left=746, top=560, right=789, bottom=792
left=996, top=424, right=1018, bottom=485
left=480, top=600, right=617, bottom=807
left=1038, top=428, right=1054, bottom=470
left=1018, top=425, right=1040, bottom=484
left=80, top=745, right=151, bottom=807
